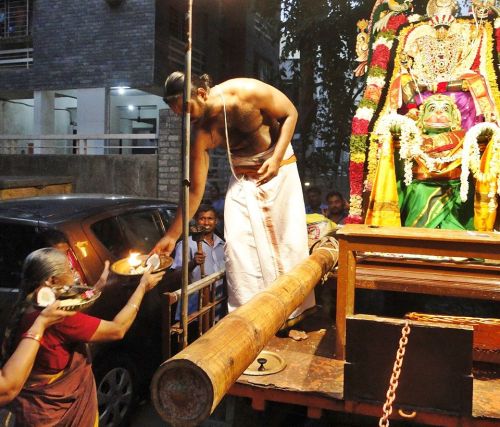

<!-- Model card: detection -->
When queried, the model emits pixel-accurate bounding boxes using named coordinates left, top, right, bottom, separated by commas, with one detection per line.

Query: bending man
left=153, top=72, right=315, bottom=319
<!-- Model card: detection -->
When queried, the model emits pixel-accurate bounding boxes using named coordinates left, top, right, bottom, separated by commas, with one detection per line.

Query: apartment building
left=0, top=0, right=279, bottom=196
left=0, top=0, right=279, bottom=150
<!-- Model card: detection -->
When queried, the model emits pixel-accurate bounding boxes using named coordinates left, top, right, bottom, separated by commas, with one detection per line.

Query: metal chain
left=379, top=321, right=412, bottom=427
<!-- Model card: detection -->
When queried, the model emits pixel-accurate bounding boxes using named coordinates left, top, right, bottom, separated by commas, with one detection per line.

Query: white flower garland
left=366, top=76, right=386, bottom=88
left=374, top=114, right=423, bottom=185
left=373, top=37, right=394, bottom=50
left=373, top=114, right=487, bottom=187
left=460, top=122, right=500, bottom=211
left=355, top=106, right=376, bottom=121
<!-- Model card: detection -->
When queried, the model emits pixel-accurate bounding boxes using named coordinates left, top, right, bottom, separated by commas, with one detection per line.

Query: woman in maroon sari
left=1, top=248, right=164, bottom=427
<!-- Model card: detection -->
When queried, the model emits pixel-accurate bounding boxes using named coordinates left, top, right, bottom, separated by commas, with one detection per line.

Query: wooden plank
left=335, top=239, right=356, bottom=359
left=353, top=265, right=500, bottom=300
left=337, top=224, right=500, bottom=247
left=334, top=224, right=500, bottom=359
left=0, top=183, right=72, bottom=200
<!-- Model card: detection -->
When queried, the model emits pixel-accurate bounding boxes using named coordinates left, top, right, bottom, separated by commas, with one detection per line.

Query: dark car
left=0, top=194, right=178, bottom=427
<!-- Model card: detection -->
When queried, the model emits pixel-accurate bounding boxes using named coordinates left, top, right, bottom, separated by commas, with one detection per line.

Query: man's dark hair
left=326, top=190, right=344, bottom=202
left=195, top=204, right=217, bottom=219
left=306, top=186, right=322, bottom=196
left=38, top=228, right=69, bottom=247
left=163, top=71, right=213, bottom=103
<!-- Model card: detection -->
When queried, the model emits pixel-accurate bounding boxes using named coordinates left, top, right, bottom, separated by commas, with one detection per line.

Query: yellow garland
left=350, top=152, right=366, bottom=163
left=366, top=135, right=380, bottom=189
left=483, top=21, right=500, bottom=120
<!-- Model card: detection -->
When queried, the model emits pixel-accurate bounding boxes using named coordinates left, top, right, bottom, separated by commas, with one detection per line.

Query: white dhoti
left=224, top=145, right=316, bottom=319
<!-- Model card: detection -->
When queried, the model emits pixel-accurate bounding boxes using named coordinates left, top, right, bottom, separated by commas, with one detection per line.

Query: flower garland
left=347, top=14, right=408, bottom=223
left=460, top=122, right=500, bottom=211
left=372, top=113, right=422, bottom=185
left=348, top=16, right=500, bottom=223
left=373, top=113, right=468, bottom=186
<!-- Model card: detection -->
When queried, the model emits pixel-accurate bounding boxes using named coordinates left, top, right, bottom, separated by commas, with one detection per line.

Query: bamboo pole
left=151, top=239, right=339, bottom=427
left=180, top=0, right=194, bottom=350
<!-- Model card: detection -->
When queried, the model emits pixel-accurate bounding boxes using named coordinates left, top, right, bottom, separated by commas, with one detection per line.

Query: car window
left=91, top=217, right=129, bottom=259
left=160, top=208, right=176, bottom=229
left=117, top=210, right=164, bottom=254
left=0, top=224, right=43, bottom=289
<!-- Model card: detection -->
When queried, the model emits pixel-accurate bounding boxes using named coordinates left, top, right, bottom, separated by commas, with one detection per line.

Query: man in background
left=305, top=186, right=327, bottom=215
left=325, top=191, right=348, bottom=225
left=171, top=205, right=225, bottom=317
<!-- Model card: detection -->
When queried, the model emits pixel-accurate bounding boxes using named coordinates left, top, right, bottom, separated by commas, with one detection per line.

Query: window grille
left=0, top=0, right=33, bottom=69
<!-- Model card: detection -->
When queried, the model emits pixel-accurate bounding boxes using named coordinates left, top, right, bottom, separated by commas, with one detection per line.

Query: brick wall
left=0, top=0, right=156, bottom=91
left=157, top=108, right=181, bottom=201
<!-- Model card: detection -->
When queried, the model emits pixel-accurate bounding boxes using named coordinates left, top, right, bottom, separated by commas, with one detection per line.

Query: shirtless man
left=153, top=71, right=315, bottom=318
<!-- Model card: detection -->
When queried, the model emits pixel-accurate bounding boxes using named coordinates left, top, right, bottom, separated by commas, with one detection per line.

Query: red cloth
left=19, top=311, right=101, bottom=374
left=436, top=81, right=448, bottom=93
left=9, top=352, right=98, bottom=427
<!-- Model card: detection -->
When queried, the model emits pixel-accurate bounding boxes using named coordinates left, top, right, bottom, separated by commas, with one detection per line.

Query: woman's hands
left=37, top=301, right=76, bottom=329
left=139, top=269, right=166, bottom=292
left=94, top=260, right=110, bottom=292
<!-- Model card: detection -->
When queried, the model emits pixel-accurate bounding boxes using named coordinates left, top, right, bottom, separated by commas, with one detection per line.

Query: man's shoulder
left=213, top=234, right=225, bottom=246
left=220, top=78, right=269, bottom=96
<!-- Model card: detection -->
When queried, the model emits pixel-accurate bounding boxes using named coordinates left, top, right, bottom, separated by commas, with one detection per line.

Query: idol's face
left=420, top=95, right=460, bottom=133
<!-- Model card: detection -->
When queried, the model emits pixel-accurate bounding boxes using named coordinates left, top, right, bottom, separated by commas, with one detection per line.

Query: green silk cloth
left=398, top=178, right=475, bottom=230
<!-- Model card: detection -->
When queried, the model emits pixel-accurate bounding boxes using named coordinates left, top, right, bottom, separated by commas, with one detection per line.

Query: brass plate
left=111, top=254, right=173, bottom=277
left=243, top=351, right=286, bottom=376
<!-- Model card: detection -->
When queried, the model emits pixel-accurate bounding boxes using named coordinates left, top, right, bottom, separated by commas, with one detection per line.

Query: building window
left=255, top=56, right=273, bottom=82
left=0, top=0, right=33, bottom=69
left=169, top=6, right=185, bottom=41
left=0, top=0, right=32, bottom=39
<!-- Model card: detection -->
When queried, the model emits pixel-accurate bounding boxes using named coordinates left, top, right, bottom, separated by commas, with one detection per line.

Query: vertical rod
left=180, top=0, right=194, bottom=350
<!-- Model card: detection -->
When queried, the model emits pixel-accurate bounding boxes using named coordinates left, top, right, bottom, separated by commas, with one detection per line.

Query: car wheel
left=94, top=354, right=138, bottom=427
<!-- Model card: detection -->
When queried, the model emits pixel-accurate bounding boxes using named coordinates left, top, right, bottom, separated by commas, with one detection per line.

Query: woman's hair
left=0, top=248, right=68, bottom=364
left=163, top=71, right=213, bottom=103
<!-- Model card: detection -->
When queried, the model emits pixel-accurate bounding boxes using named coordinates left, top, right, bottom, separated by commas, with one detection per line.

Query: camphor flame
left=128, top=251, right=142, bottom=268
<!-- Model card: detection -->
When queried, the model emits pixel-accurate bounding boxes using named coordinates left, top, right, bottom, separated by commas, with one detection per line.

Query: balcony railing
left=0, top=46, right=31, bottom=68
left=0, top=134, right=158, bottom=155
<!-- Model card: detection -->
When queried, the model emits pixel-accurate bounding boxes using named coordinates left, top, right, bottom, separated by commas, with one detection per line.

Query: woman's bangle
left=127, top=302, right=139, bottom=313
left=21, top=331, right=43, bottom=343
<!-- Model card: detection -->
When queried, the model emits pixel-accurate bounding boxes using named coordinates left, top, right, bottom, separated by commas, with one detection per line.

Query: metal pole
left=180, top=0, right=193, bottom=350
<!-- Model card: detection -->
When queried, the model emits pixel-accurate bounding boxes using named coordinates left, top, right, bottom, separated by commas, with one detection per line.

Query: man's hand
left=256, top=156, right=280, bottom=186
left=193, top=251, right=206, bottom=266
left=151, top=235, right=177, bottom=256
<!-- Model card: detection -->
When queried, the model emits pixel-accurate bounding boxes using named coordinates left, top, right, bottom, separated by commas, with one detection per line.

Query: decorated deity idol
left=348, top=0, right=500, bottom=230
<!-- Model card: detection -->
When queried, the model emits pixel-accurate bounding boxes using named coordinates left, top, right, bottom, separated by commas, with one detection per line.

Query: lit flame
left=128, top=252, right=142, bottom=268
